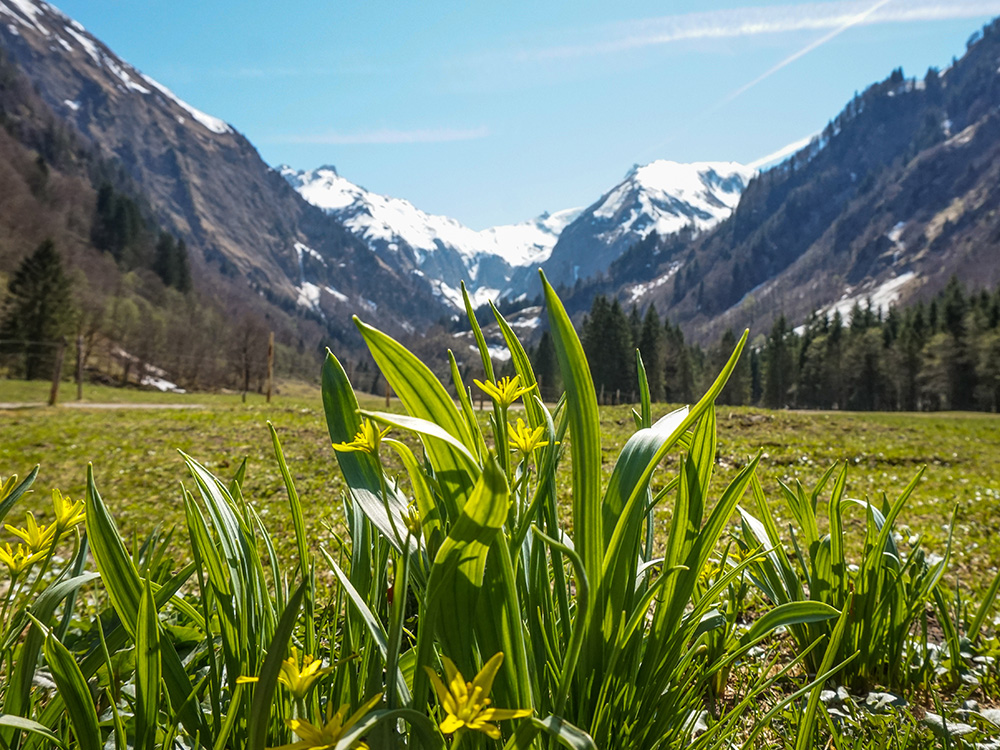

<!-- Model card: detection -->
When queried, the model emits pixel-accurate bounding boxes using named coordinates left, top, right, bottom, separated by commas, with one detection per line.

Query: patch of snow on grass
left=141, top=375, right=185, bottom=394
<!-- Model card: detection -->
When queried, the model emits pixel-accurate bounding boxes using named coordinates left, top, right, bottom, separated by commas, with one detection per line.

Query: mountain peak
left=0, top=0, right=233, bottom=135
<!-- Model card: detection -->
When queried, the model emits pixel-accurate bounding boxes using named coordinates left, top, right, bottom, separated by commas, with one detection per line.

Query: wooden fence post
left=76, top=333, right=84, bottom=401
left=49, top=337, right=66, bottom=406
left=266, top=331, right=274, bottom=403
left=385, top=382, right=391, bottom=408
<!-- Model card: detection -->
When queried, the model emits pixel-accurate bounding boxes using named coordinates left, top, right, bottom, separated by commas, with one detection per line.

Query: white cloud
left=269, top=126, right=490, bottom=145
left=525, top=0, right=1000, bottom=60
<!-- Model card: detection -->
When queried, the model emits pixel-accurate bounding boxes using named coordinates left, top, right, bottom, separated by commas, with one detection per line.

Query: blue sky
left=54, top=0, right=1000, bottom=229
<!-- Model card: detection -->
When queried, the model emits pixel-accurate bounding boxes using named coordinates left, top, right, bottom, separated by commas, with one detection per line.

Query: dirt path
left=0, top=402, right=208, bottom=410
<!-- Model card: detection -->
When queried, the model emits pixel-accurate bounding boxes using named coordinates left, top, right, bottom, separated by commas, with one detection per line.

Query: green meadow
left=3, top=383, right=998, bottom=597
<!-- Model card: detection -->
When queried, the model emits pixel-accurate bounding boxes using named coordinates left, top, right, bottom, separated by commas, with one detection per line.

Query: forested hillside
left=0, top=48, right=322, bottom=391
left=567, top=277, right=1000, bottom=412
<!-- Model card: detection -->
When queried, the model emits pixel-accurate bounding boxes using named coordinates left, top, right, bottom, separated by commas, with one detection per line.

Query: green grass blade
left=135, top=580, right=161, bottom=750
left=740, top=601, right=840, bottom=646
left=333, top=708, right=445, bottom=750
left=322, top=549, right=411, bottom=703
left=0, top=465, right=38, bottom=525
left=85, top=466, right=205, bottom=742
left=462, top=280, right=496, bottom=383
left=268, top=423, right=314, bottom=652
left=449, top=349, right=488, bottom=461
left=969, top=565, right=1000, bottom=643
left=503, top=715, right=598, bottom=750
left=414, top=457, right=510, bottom=703
left=37, top=619, right=101, bottom=750
left=532, top=526, right=589, bottom=715
left=3, top=572, right=99, bottom=726
left=426, top=456, right=509, bottom=660
left=322, top=349, right=462, bottom=535
left=491, top=301, right=546, bottom=428
left=85, top=464, right=141, bottom=635
left=540, top=271, right=603, bottom=586
left=384, top=437, right=441, bottom=561
left=795, top=597, right=854, bottom=750
left=247, top=581, right=305, bottom=750
left=361, top=409, right=480, bottom=471
left=354, top=318, right=477, bottom=456
left=0, top=715, right=68, bottom=750
left=635, top=349, right=651, bottom=429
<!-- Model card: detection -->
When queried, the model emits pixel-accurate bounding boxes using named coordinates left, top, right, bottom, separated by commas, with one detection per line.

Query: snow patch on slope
left=139, top=74, right=231, bottom=134
left=801, top=273, right=918, bottom=332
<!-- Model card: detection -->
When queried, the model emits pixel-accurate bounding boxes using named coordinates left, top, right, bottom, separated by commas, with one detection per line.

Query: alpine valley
left=1, top=0, right=999, bottom=382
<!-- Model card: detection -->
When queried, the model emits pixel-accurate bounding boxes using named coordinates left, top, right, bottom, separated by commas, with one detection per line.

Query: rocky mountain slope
left=606, top=23, right=1000, bottom=342
left=0, top=0, right=448, bottom=339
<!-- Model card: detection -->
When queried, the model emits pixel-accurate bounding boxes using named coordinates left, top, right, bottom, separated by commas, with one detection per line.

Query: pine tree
left=763, top=315, right=795, bottom=408
left=152, top=233, right=193, bottom=292
left=533, top=330, right=559, bottom=401
left=717, top=328, right=750, bottom=405
left=638, top=305, right=664, bottom=401
left=0, top=240, right=76, bottom=379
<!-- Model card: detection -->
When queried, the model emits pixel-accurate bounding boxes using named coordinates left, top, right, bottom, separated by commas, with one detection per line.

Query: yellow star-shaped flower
left=331, top=420, right=390, bottom=456
left=270, top=693, right=382, bottom=750
left=424, top=652, right=532, bottom=740
left=5, top=511, right=56, bottom=555
left=508, top=418, right=550, bottom=456
left=473, top=375, right=535, bottom=409
left=51, top=489, right=85, bottom=532
left=0, top=542, right=46, bottom=576
left=237, top=648, right=333, bottom=700
left=278, top=648, right=333, bottom=700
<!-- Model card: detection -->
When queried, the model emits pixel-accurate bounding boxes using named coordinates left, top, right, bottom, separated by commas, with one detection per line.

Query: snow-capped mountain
left=283, top=160, right=755, bottom=308
left=280, top=165, right=580, bottom=308
left=540, top=161, right=756, bottom=289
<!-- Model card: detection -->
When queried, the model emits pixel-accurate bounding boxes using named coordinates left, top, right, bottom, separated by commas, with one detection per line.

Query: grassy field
left=2, top=378, right=999, bottom=595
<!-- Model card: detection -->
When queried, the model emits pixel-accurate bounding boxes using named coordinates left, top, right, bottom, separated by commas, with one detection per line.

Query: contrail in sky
left=641, top=0, right=895, bottom=161
left=526, top=0, right=1000, bottom=60
left=715, top=0, right=894, bottom=108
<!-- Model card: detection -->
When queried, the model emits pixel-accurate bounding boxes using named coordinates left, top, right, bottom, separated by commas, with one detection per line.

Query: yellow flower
left=5, top=511, right=56, bottom=554
left=698, top=560, right=720, bottom=588
left=270, top=693, right=382, bottom=750
left=238, top=648, right=332, bottom=700
left=331, top=420, right=390, bottom=456
left=473, top=375, right=535, bottom=409
left=0, top=542, right=46, bottom=576
left=51, top=489, right=85, bottom=532
left=508, top=418, right=549, bottom=456
left=403, top=503, right=422, bottom=538
left=731, top=543, right=761, bottom=566
left=279, top=648, right=333, bottom=700
left=424, top=652, right=532, bottom=740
